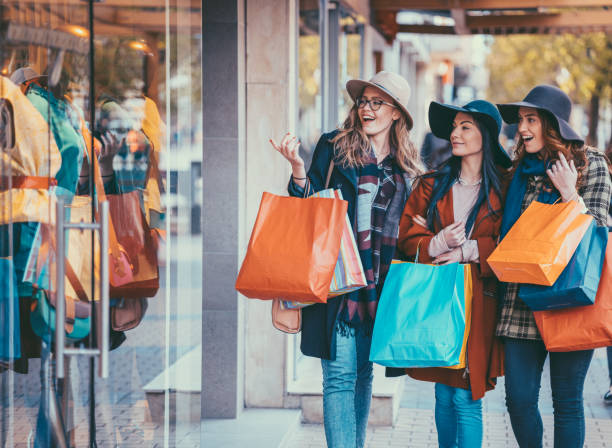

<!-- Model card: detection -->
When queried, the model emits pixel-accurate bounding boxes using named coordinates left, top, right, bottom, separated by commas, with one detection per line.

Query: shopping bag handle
left=325, top=160, right=334, bottom=189
left=302, top=177, right=310, bottom=199
left=302, top=159, right=334, bottom=199
left=414, top=239, right=422, bottom=263
left=79, top=117, right=124, bottom=269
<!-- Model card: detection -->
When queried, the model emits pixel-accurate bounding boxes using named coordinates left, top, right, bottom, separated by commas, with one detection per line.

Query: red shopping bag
left=534, top=236, right=612, bottom=352
left=235, top=192, right=347, bottom=303
left=108, top=191, right=159, bottom=298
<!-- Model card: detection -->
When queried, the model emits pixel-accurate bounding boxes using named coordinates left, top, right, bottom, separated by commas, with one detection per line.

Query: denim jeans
left=434, top=383, right=483, bottom=448
left=321, top=324, right=373, bottom=448
left=607, top=346, right=612, bottom=385
left=504, top=337, right=593, bottom=448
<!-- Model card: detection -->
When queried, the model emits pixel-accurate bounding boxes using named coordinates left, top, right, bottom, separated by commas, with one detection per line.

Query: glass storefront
left=338, top=12, right=362, bottom=121
left=0, top=1, right=202, bottom=445
left=297, top=0, right=322, bottom=168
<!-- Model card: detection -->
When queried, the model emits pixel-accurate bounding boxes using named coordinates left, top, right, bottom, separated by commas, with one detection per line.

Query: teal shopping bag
left=519, top=222, right=608, bottom=310
left=370, top=261, right=470, bottom=368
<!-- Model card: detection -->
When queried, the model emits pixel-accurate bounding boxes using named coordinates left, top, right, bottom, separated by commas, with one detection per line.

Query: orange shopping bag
left=487, top=200, right=592, bottom=286
left=534, top=235, right=612, bottom=352
left=235, top=192, right=347, bottom=303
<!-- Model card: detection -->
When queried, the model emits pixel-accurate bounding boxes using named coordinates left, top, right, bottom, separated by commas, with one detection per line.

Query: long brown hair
left=513, top=109, right=588, bottom=189
left=330, top=104, right=423, bottom=178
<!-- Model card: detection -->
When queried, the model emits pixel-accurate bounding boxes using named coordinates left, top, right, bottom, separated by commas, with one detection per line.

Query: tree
left=487, top=33, right=612, bottom=149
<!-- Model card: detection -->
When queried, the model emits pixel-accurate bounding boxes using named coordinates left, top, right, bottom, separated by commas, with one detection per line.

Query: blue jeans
left=504, top=338, right=593, bottom=448
left=434, top=383, right=483, bottom=448
left=321, top=325, right=373, bottom=448
left=607, top=346, right=612, bottom=385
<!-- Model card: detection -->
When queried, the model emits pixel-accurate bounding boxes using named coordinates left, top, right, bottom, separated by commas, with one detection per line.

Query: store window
left=0, top=1, right=202, bottom=445
left=338, top=12, right=363, bottom=121
left=297, top=0, right=322, bottom=168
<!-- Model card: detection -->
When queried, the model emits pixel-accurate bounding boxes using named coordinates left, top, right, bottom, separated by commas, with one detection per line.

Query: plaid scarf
left=338, top=154, right=408, bottom=331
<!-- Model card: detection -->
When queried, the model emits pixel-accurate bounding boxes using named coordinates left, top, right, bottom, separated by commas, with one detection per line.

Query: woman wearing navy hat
left=271, top=71, right=422, bottom=448
left=397, top=100, right=511, bottom=447
left=496, top=85, right=612, bottom=447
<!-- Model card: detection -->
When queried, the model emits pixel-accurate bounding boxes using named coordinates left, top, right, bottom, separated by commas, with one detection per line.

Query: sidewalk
left=282, top=348, right=612, bottom=447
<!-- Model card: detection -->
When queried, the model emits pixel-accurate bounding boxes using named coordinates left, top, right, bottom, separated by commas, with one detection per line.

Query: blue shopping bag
left=519, top=221, right=608, bottom=310
left=369, top=261, right=471, bottom=368
left=0, top=258, right=21, bottom=360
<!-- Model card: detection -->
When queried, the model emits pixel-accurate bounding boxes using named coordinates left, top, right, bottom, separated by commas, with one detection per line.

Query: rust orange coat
left=397, top=176, right=504, bottom=401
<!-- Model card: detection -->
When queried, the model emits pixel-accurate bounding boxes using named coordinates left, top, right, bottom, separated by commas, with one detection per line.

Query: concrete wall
left=243, top=0, right=297, bottom=408
left=202, top=0, right=246, bottom=419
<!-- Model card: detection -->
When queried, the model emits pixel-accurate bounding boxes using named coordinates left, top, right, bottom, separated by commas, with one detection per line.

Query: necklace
left=457, top=176, right=482, bottom=186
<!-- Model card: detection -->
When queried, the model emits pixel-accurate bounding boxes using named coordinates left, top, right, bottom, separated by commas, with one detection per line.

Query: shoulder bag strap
left=325, top=159, right=334, bottom=189
left=80, top=118, right=123, bottom=266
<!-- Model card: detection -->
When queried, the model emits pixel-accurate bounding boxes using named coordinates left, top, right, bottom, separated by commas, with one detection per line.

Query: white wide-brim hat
left=346, top=71, right=413, bottom=130
left=9, top=67, right=47, bottom=86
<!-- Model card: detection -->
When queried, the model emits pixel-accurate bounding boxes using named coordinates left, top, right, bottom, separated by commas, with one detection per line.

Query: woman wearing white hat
left=271, top=71, right=422, bottom=447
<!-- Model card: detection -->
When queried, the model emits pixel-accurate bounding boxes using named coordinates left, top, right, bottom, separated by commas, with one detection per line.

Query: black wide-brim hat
left=497, top=84, right=583, bottom=145
left=428, top=100, right=512, bottom=168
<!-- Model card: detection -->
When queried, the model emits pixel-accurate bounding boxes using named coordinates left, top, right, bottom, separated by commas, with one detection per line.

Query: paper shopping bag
left=534, top=233, right=612, bottom=352
left=487, top=200, right=592, bottom=286
left=519, top=222, right=607, bottom=310
left=370, top=261, right=472, bottom=368
left=235, top=192, right=347, bottom=303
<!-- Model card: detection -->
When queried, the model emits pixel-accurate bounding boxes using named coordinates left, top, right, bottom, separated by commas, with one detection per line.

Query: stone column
left=202, top=0, right=246, bottom=418
left=243, top=0, right=296, bottom=408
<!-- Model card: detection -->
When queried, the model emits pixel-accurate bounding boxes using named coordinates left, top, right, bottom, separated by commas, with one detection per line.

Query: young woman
left=604, top=147, right=612, bottom=406
left=271, top=71, right=422, bottom=448
left=496, top=85, right=612, bottom=448
left=397, top=100, right=511, bottom=447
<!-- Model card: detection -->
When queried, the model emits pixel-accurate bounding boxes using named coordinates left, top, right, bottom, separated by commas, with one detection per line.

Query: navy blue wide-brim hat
left=428, top=99, right=512, bottom=168
left=496, top=84, right=583, bottom=145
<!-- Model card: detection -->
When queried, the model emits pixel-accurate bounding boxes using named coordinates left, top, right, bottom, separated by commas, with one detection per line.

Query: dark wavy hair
left=425, top=116, right=503, bottom=234
left=512, top=109, right=588, bottom=189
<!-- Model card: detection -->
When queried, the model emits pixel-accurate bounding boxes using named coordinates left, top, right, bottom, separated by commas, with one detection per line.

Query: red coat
left=397, top=176, right=504, bottom=400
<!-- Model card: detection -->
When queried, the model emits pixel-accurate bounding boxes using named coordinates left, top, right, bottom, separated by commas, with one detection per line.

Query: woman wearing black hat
left=496, top=85, right=612, bottom=447
left=397, top=100, right=510, bottom=447
left=271, top=71, right=422, bottom=448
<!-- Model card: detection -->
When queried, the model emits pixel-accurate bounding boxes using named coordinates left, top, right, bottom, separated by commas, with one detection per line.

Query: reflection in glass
left=338, top=13, right=362, bottom=121
left=298, top=0, right=322, bottom=168
left=0, top=0, right=202, bottom=445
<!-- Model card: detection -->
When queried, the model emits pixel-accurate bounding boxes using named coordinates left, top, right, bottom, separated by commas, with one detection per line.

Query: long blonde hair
left=330, top=105, right=423, bottom=178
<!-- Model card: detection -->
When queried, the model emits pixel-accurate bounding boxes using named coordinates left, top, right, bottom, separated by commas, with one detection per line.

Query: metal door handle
left=98, top=200, right=110, bottom=378
left=55, top=199, right=110, bottom=379
left=55, top=198, right=66, bottom=378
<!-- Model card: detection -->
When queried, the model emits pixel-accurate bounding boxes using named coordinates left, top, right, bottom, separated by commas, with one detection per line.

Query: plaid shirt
left=496, top=147, right=612, bottom=340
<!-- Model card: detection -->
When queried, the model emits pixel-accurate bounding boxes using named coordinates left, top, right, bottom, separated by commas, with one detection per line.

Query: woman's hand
left=98, top=131, right=122, bottom=178
left=413, top=214, right=427, bottom=228
left=433, top=247, right=462, bottom=265
left=270, top=133, right=304, bottom=169
left=546, top=152, right=578, bottom=202
left=440, top=221, right=466, bottom=248
left=270, top=132, right=307, bottom=186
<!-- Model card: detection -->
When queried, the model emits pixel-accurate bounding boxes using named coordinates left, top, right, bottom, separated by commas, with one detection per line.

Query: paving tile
left=283, top=348, right=612, bottom=447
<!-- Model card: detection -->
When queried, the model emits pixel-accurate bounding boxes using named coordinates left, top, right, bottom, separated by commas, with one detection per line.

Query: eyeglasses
left=356, top=97, right=396, bottom=111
